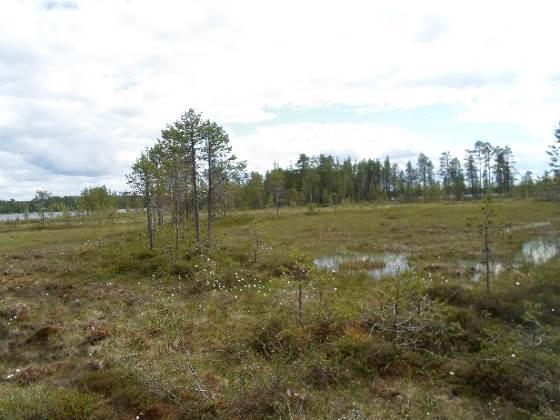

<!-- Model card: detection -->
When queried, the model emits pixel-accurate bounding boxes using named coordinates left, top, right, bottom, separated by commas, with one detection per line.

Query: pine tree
left=439, top=151, right=451, bottom=199
left=546, top=121, right=560, bottom=177
left=127, top=152, right=156, bottom=250
left=177, top=109, right=203, bottom=246
left=464, top=149, right=479, bottom=197
left=201, top=120, right=233, bottom=242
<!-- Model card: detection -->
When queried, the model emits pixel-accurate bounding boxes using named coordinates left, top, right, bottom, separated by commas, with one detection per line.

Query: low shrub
left=226, top=366, right=294, bottom=419
left=250, top=317, right=309, bottom=359
left=427, top=284, right=474, bottom=306
left=302, top=353, right=346, bottom=388
left=334, top=335, right=396, bottom=377
left=456, top=358, right=544, bottom=410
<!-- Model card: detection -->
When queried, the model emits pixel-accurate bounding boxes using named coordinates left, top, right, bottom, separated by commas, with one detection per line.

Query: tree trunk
left=222, top=185, right=227, bottom=217
left=185, top=192, right=190, bottom=221
left=172, top=175, right=180, bottom=252
left=207, top=146, right=212, bottom=243
left=145, top=179, right=154, bottom=251
left=157, top=200, right=163, bottom=227
left=298, top=279, right=303, bottom=327
left=484, top=215, right=490, bottom=294
left=190, top=139, right=200, bottom=246
left=393, top=275, right=400, bottom=350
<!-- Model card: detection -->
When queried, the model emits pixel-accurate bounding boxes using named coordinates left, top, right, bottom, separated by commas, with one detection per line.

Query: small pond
left=313, top=253, right=409, bottom=279
left=458, top=261, right=505, bottom=283
left=516, top=239, right=558, bottom=265
left=314, top=237, right=558, bottom=282
left=457, top=238, right=557, bottom=282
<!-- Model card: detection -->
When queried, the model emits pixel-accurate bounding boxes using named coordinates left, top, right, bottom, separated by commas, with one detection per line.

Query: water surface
left=464, top=261, right=505, bottom=283
left=516, top=239, right=558, bottom=265
left=313, top=253, right=409, bottom=279
left=0, top=208, right=132, bottom=222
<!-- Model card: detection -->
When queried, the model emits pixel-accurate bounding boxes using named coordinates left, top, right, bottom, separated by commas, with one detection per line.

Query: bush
left=170, top=260, right=194, bottom=278
left=250, top=317, right=308, bottom=359
left=440, top=307, right=482, bottom=353
left=302, top=353, right=346, bottom=388
left=334, top=335, right=396, bottom=377
left=456, top=358, right=544, bottom=410
left=427, top=284, right=474, bottom=306
left=308, top=317, right=345, bottom=343
left=474, top=294, right=525, bottom=323
left=226, top=366, right=294, bottom=419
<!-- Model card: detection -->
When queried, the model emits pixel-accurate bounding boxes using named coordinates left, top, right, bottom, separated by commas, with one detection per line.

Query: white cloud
left=0, top=0, right=559, bottom=198
left=231, top=122, right=430, bottom=173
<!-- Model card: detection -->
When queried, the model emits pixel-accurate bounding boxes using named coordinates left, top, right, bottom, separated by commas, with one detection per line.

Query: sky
left=1, top=0, right=559, bottom=200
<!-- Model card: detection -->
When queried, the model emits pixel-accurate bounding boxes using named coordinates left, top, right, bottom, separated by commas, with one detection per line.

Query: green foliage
left=227, top=363, right=293, bottom=419
left=79, top=186, right=117, bottom=214
left=546, top=120, right=560, bottom=176
left=250, top=316, right=306, bottom=359
left=335, top=335, right=397, bottom=376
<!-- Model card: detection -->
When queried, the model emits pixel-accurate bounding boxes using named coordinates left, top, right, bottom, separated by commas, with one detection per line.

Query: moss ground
left=1, top=200, right=559, bottom=419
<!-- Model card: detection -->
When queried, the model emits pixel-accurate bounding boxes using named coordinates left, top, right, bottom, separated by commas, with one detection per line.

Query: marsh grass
left=339, top=258, right=385, bottom=271
left=0, top=200, right=559, bottom=418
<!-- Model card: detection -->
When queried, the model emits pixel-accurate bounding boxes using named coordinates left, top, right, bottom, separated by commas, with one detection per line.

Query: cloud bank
left=1, top=0, right=559, bottom=198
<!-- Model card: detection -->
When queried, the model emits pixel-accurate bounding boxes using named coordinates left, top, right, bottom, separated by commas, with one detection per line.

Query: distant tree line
left=0, top=194, right=78, bottom=214
left=236, top=141, right=531, bottom=209
left=238, top=133, right=560, bottom=209
left=0, top=189, right=142, bottom=215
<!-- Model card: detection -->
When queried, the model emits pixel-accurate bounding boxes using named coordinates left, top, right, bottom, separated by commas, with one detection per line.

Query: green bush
left=250, top=317, right=308, bottom=359
left=334, top=335, right=396, bottom=376
left=302, top=353, right=346, bottom=388
left=227, top=365, right=292, bottom=419
left=427, top=284, right=474, bottom=306
left=456, top=358, right=543, bottom=410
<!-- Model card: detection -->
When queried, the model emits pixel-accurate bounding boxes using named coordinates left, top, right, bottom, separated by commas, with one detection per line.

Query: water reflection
left=0, top=208, right=132, bottom=222
left=460, top=237, right=557, bottom=282
left=314, top=237, right=557, bottom=283
left=313, top=253, right=409, bottom=279
left=517, top=239, right=558, bottom=265
left=0, top=211, right=71, bottom=222
left=457, top=260, right=504, bottom=282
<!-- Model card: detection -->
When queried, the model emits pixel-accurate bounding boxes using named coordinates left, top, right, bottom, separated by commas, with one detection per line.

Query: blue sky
left=228, top=104, right=547, bottom=175
left=0, top=0, right=559, bottom=199
left=229, top=104, right=528, bottom=148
